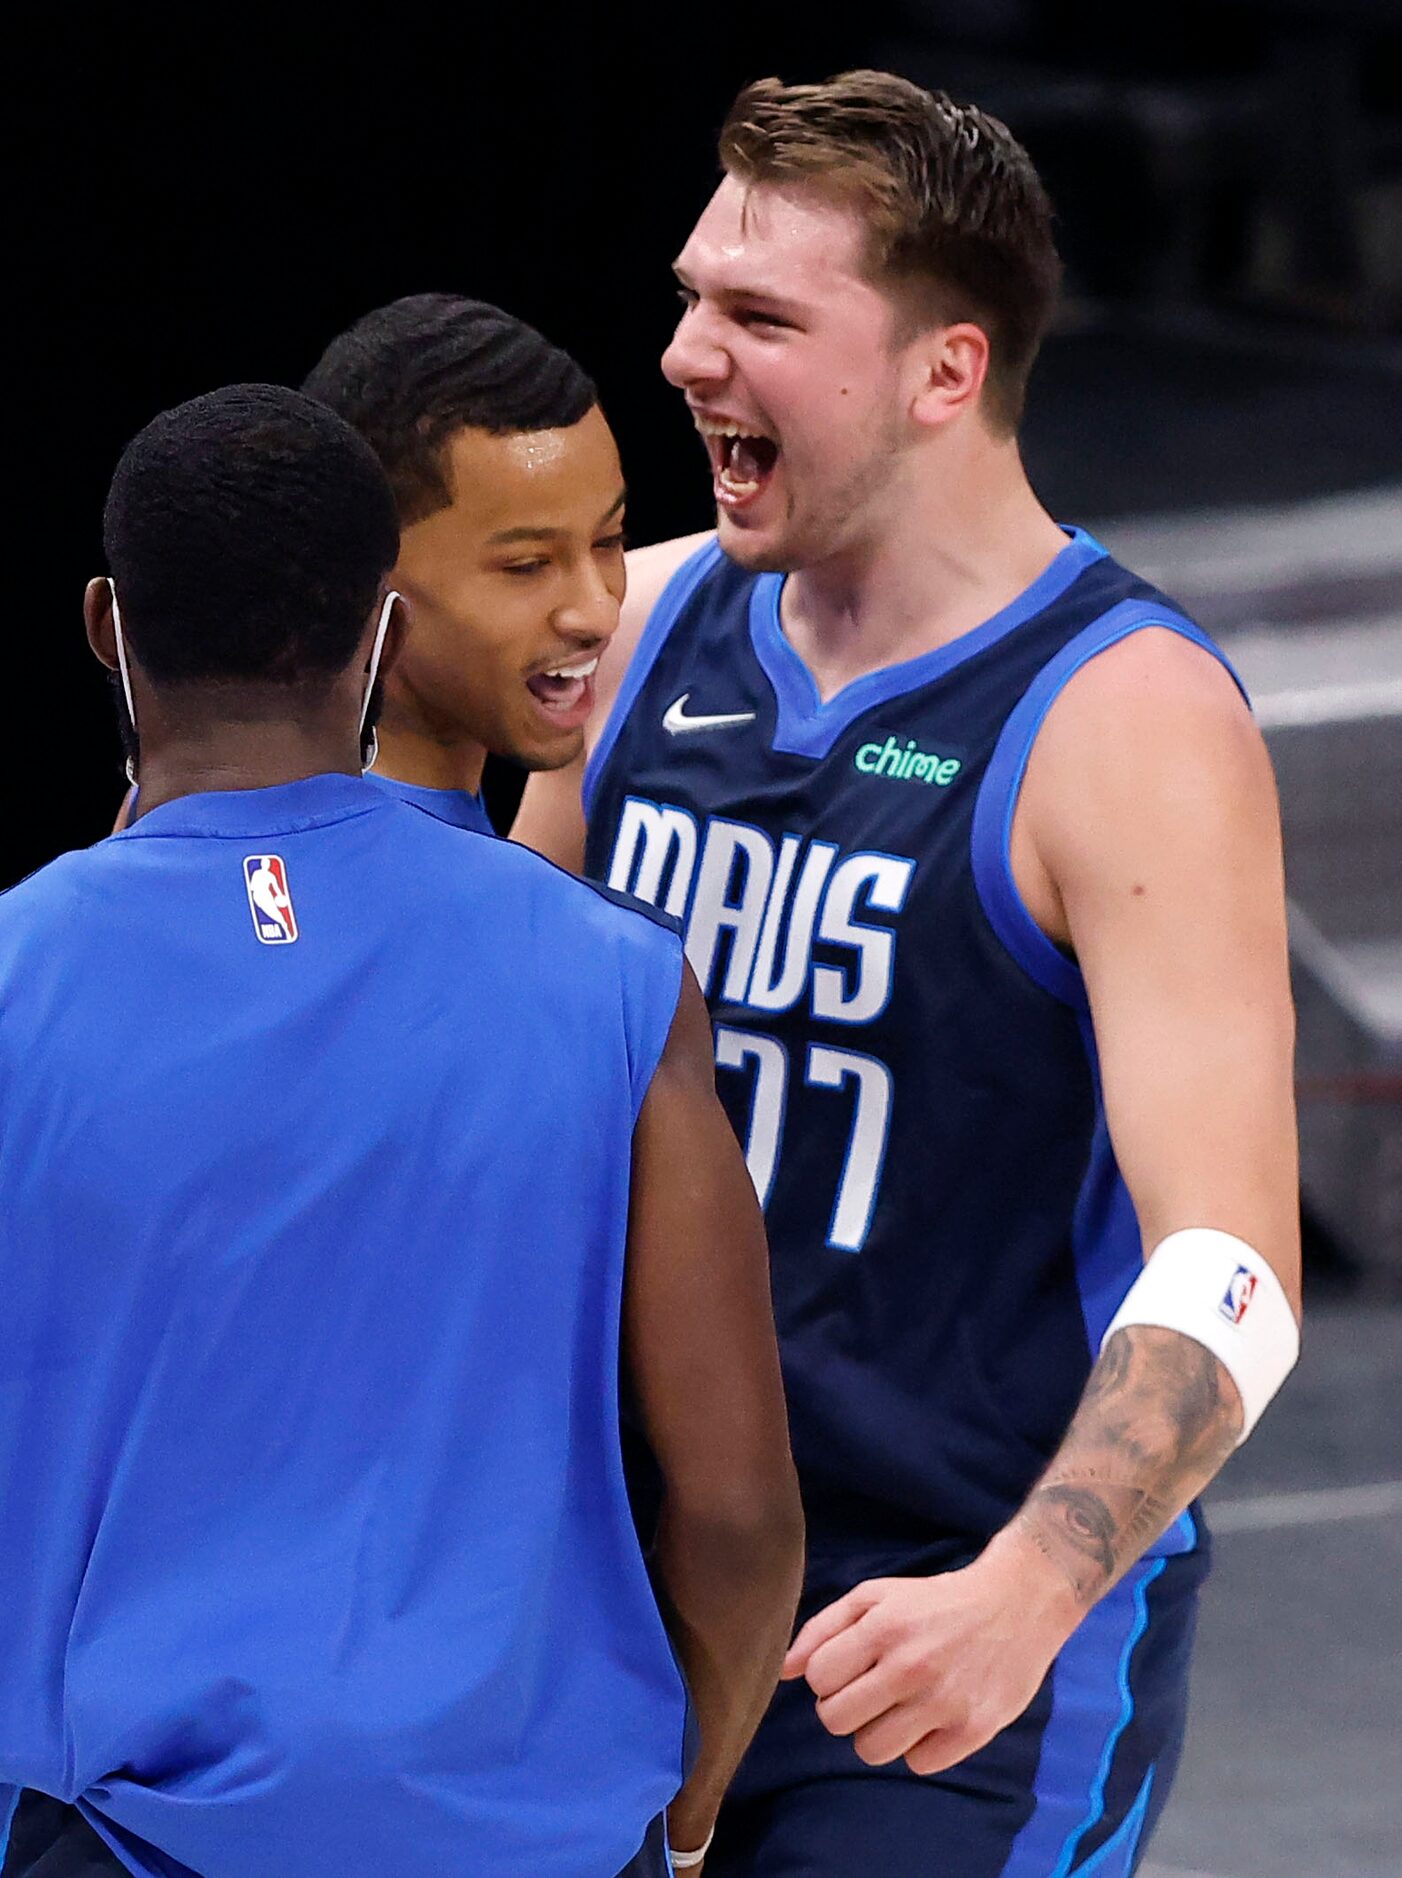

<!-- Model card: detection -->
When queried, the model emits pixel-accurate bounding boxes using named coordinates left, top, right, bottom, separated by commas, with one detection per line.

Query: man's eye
left=675, top=287, right=698, bottom=309
left=594, top=532, right=627, bottom=554
left=502, top=560, right=549, bottom=577
left=738, top=311, right=788, bottom=330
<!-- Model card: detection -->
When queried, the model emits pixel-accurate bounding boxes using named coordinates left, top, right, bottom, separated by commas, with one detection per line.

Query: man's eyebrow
left=485, top=526, right=556, bottom=546
left=485, top=489, right=627, bottom=548
left=671, top=262, right=804, bottom=313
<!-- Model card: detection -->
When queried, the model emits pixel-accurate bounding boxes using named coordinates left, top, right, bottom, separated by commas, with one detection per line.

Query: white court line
left=1207, top=1479, right=1402, bottom=1534
left=1252, top=677, right=1402, bottom=727
left=1141, top=1866, right=1232, bottom=1878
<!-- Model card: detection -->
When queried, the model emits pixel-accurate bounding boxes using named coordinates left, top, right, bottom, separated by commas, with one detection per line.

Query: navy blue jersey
left=0, top=775, right=685, bottom=1878
left=584, top=532, right=1241, bottom=1587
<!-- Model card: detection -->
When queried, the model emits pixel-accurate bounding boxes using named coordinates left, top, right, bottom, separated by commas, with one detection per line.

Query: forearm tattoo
left=1016, top=1326, right=1242, bottom=1606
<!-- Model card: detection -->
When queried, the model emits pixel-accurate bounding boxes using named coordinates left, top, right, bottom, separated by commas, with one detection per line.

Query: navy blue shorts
left=619, top=1813, right=674, bottom=1876
left=707, top=1549, right=1205, bottom=1878
left=1, top=1798, right=118, bottom=1878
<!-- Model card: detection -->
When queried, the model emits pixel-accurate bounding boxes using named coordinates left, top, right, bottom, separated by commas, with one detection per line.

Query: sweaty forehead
left=440, top=411, right=621, bottom=533
left=679, top=176, right=871, bottom=301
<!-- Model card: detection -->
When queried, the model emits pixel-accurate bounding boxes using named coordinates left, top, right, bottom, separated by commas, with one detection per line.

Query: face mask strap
left=107, top=578, right=139, bottom=784
left=360, top=590, right=399, bottom=735
left=358, top=590, right=398, bottom=775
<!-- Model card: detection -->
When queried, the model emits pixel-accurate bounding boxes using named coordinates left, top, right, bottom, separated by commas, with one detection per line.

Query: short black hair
left=104, top=384, right=399, bottom=685
left=301, top=294, right=598, bottom=524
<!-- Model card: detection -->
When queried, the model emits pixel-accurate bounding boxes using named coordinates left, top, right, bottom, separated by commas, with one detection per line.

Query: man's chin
left=714, top=507, right=800, bottom=575
left=511, top=725, right=586, bottom=774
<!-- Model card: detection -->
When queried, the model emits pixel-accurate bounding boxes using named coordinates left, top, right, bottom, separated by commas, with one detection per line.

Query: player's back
left=0, top=774, right=684, bottom=1878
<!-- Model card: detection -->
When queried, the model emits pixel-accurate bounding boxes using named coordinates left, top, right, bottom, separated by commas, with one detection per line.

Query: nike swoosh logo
left=662, top=693, right=757, bottom=735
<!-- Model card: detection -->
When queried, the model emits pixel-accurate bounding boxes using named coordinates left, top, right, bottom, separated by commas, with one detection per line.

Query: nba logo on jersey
left=1220, top=1265, right=1257, bottom=1325
left=243, top=854, right=298, bottom=944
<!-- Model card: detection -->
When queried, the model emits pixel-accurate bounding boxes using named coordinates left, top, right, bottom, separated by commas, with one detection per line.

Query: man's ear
left=908, top=321, right=991, bottom=431
left=85, top=576, right=118, bottom=671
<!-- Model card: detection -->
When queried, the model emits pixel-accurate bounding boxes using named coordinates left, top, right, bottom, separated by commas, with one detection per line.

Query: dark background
left=11, top=0, right=1402, bottom=883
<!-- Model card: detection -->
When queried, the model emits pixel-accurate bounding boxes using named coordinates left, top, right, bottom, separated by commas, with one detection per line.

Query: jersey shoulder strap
left=970, top=596, right=1248, bottom=1007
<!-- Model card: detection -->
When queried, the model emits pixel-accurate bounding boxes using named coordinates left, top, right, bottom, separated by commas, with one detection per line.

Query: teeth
left=542, top=656, right=599, bottom=679
left=695, top=417, right=771, bottom=443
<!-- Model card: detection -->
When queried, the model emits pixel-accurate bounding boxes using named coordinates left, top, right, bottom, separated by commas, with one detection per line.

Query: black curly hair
left=302, top=293, right=598, bottom=525
left=103, top=383, right=399, bottom=685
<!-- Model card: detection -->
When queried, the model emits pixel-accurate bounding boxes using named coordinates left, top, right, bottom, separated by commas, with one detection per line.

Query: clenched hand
left=780, top=1532, right=1081, bottom=1776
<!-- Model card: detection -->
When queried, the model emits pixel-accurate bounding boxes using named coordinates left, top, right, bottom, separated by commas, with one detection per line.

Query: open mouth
left=526, top=654, right=599, bottom=725
left=698, top=421, right=780, bottom=507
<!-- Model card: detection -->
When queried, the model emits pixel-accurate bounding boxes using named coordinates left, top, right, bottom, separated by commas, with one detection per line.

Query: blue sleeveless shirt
left=584, top=532, right=1240, bottom=1589
left=0, top=775, right=685, bottom=1877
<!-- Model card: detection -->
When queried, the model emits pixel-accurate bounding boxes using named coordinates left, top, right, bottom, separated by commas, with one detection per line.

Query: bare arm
left=511, top=533, right=713, bottom=870
left=785, top=630, right=1299, bottom=1775
left=1000, top=627, right=1299, bottom=1599
left=626, top=963, right=805, bottom=1854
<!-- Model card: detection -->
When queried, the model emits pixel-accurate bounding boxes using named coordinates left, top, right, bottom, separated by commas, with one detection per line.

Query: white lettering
left=715, top=1026, right=788, bottom=1207
left=746, top=837, right=839, bottom=1012
left=607, top=796, right=698, bottom=917
left=811, top=853, right=916, bottom=1024
left=686, top=819, right=776, bottom=999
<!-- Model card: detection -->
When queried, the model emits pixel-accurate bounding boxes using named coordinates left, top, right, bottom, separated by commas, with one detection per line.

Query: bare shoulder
left=601, top=531, right=715, bottom=722
left=624, top=530, right=717, bottom=625
left=1024, top=625, right=1280, bottom=883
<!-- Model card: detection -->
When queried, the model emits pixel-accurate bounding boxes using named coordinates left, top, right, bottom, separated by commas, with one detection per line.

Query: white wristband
left=1100, top=1228, right=1299, bottom=1442
left=669, top=1824, right=715, bottom=1868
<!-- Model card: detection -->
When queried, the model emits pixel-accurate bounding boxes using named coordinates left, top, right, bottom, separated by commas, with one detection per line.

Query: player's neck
left=131, top=715, right=364, bottom=818
left=781, top=442, right=1067, bottom=701
left=372, top=720, right=488, bottom=797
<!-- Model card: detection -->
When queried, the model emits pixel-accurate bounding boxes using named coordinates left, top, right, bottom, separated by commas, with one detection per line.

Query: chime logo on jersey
left=853, top=733, right=963, bottom=788
left=244, top=854, right=298, bottom=944
left=1219, top=1264, right=1257, bottom=1325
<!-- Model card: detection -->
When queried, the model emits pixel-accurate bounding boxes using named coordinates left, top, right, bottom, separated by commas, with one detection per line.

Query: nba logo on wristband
left=1220, top=1265, right=1257, bottom=1325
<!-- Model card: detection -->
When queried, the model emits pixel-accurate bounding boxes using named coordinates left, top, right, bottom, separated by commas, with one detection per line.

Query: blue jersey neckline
left=750, top=526, right=1108, bottom=758
left=116, top=772, right=386, bottom=839
left=366, top=771, right=494, bottom=835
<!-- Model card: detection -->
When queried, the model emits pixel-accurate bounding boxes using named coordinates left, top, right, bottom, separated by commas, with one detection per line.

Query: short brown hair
left=719, top=71, right=1061, bottom=433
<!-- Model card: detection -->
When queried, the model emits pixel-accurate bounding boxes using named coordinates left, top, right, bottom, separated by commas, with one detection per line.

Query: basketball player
left=0, top=386, right=802, bottom=1876
left=302, top=293, right=626, bottom=833
left=514, top=73, right=1301, bottom=1875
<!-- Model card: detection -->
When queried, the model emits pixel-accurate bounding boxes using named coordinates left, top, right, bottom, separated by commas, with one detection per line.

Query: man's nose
left=661, top=306, right=729, bottom=389
left=554, top=563, right=620, bottom=643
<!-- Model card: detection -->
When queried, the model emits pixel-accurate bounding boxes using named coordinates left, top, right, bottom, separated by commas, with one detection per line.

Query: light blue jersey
left=0, top=774, right=684, bottom=1878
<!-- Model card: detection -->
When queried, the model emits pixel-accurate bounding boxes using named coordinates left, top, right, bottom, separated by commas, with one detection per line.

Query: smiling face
left=662, top=176, right=919, bottom=573
left=386, top=404, right=626, bottom=772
